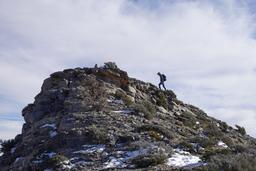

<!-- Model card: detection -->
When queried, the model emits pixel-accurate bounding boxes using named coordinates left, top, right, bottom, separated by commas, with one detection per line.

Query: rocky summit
left=1, top=62, right=256, bottom=171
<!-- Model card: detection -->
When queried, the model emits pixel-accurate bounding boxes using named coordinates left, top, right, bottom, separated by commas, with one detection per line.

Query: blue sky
left=0, top=0, right=256, bottom=139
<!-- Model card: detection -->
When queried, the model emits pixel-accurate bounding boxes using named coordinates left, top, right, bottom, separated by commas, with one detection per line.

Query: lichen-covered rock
left=1, top=63, right=256, bottom=171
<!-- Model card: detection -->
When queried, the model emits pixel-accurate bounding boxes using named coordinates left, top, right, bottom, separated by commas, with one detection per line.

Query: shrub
left=189, top=136, right=217, bottom=148
left=104, top=62, right=118, bottom=70
left=232, top=144, right=247, bottom=153
left=222, top=136, right=234, bottom=147
left=149, top=131, right=163, bottom=141
left=235, top=125, right=246, bottom=136
left=88, top=125, right=109, bottom=144
left=131, top=154, right=167, bottom=168
left=203, top=148, right=231, bottom=160
left=133, top=101, right=156, bottom=120
left=220, top=122, right=229, bottom=132
left=178, top=141, right=194, bottom=151
left=137, top=124, right=173, bottom=139
left=204, top=124, right=224, bottom=138
left=45, top=154, right=69, bottom=168
left=199, top=153, right=256, bottom=171
left=180, top=111, right=197, bottom=128
left=115, top=90, right=133, bottom=107
left=156, top=91, right=168, bottom=109
left=0, top=139, right=16, bottom=154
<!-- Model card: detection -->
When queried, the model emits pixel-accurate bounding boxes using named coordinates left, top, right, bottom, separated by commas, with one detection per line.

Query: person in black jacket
left=157, top=72, right=167, bottom=90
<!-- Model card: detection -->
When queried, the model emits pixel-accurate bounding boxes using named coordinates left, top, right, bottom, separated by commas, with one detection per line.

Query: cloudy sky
left=0, top=0, right=256, bottom=139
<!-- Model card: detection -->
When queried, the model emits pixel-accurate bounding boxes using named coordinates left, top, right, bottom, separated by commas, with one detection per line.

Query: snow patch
left=32, top=151, right=57, bottom=165
left=40, top=124, right=57, bottom=130
left=167, top=149, right=202, bottom=168
left=104, top=148, right=149, bottom=169
left=73, top=144, right=106, bottom=154
left=113, top=99, right=124, bottom=104
left=11, top=147, right=16, bottom=154
left=49, top=131, right=58, bottom=138
left=112, top=110, right=132, bottom=114
left=217, top=141, right=228, bottom=148
left=62, top=158, right=95, bottom=169
left=14, top=157, right=24, bottom=163
left=104, top=157, right=127, bottom=169
left=45, top=152, right=57, bottom=158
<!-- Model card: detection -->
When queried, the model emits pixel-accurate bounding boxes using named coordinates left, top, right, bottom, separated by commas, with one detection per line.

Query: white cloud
left=0, top=120, right=23, bottom=140
left=0, top=0, right=256, bottom=138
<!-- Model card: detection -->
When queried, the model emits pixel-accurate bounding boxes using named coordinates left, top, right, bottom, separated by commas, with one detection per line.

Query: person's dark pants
left=159, top=82, right=166, bottom=90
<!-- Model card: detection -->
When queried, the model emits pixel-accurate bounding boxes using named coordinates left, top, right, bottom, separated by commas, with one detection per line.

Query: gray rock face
left=1, top=63, right=256, bottom=171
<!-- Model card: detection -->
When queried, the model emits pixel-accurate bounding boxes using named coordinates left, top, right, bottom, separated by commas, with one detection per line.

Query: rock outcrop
left=1, top=62, right=256, bottom=171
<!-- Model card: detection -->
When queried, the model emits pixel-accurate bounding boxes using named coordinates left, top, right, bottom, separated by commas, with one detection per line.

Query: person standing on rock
left=157, top=72, right=167, bottom=90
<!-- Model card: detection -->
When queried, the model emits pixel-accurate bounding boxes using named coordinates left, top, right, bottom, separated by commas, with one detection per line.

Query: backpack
left=162, top=74, right=166, bottom=81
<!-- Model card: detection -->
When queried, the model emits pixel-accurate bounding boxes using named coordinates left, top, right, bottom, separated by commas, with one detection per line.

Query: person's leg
left=163, top=83, right=166, bottom=90
left=158, top=83, right=162, bottom=89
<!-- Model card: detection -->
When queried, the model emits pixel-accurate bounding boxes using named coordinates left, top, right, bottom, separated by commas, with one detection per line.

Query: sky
left=0, top=0, right=256, bottom=139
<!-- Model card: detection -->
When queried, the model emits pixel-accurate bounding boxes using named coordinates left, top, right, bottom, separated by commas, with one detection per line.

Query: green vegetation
left=115, top=90, right=133, bottom=107
left=235, top=125, right=246, bottom=136
left=189, top=136, right=217, bottom=148
left=133, top=101, right=156, bottom=120
left=204, top=124, right=224, bottom=138
left=199, top=153, right=256, bottom=171
left=0, top=139, right=16, bottom=154
left=149, top=131, right=163, bottom=141
left=137, top=124, right=173, bottom=139
left=104, top=62, right=118, bottom=70
left=156, top=91, right=168, bottom=109
left=232, top=144, right=247, bottom=153
left=202, top=148, right=231, bottom=160
left=131, top=154, right=167, bottom=168
left=178, top=111, right=197, bottom=128
left=222, top=136, right=234, bottom=147
left=220, top=121, right=229, bottom=132
left=45, top=154, right=69, bottom=168
left=88, top=125, right=109, bottom=144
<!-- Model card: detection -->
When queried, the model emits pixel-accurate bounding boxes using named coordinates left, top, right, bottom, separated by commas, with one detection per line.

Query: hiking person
left=157, top=72, right=167, bottom=90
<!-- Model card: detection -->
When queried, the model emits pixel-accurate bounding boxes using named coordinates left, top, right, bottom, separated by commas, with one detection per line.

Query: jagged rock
left=128, top=85, right=137, bottom=97
left=1, top=63, right=256, bottom=171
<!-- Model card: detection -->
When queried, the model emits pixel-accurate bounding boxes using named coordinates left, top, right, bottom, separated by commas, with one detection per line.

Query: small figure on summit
left=157, top=72, right=167, bottom=90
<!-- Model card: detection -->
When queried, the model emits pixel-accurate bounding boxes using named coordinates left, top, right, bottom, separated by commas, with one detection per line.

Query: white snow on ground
left=43, top=152, right=56, bottom=158
left=104, top=157, right=127, bottom=169
left=49, top=131, right=58, bottom=138
left=73, top=144, right=106, bottom=154
left=107, top=99, right=113, bottom=102
left=113, top=100, right=124, bottom=105
left=11, top=147, right=16, bottom=153
left=14, top=157, right=24, bottom=163
left=40, top=123, right=57, bottom=130
left=112, top=110, right=132, bottom=114
left=61, top=157, right=95, bottom=169
left=104, top=148, right=149, bottom=169
left=167, top=149, right=202, bottom=168
left=217, top=141, right=228, bottom=148
left=32, top=151, right=57, bottom=164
